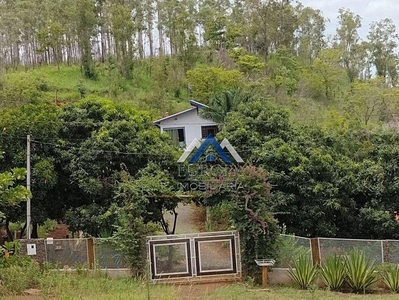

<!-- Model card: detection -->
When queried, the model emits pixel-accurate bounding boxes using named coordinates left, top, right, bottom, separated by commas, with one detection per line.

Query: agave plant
left=380, top=264, right=399, bottom=293
left=320, top=254, right=346, bottom=291
left=288, top=253, right=318, bottom=289
left=345, top=249, right=377, bottom=293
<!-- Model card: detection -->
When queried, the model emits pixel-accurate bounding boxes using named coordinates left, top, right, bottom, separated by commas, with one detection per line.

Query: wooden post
left=87, top=238, right=94, bottom=269
left=262, top=266, right=268, bottom=288
left=311, top=238, right=320, bottom=266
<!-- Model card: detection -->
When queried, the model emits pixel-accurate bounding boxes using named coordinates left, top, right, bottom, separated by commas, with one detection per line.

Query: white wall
left=158, top=108, right=218, bottom=146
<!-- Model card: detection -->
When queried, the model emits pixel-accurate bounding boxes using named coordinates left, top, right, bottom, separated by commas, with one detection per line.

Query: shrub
left=345, top=249, right=377, bottom=293
left=288, top=253, right=318, bottom=289
left=0, top=256, right=41, bottom=295
left=380, top=264, right=399, bottom=293
left=319, top=255, right=346, bottom=291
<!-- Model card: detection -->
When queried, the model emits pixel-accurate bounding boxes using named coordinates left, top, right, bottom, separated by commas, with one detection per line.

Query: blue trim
left=188, top=134, right=232, bottom=163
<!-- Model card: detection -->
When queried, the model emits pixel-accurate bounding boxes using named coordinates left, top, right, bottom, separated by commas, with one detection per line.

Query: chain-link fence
left=94, top=238, right=128, bottom=269
left=276, top=234, right=312, bottom=267
left=19, top=235, right=399, bottom=270
left=318, top=237, right=383, bottom=263
left=19, top=238, right=128, bottom=269
left=46, top=239, right=89, bottom=268
left=276, top=235, right=399, bottom=266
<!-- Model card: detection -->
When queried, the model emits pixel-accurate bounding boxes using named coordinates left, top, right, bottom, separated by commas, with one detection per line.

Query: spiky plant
left=345, top=249, right=377, bottom=293
left=380, top=264, right=399, bottom=293
left=320, top=254, right=346, bottom=291
left=288, top=253, right=318, bottom=289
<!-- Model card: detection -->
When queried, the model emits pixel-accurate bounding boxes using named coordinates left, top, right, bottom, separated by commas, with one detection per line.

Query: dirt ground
left=175, top=282, right=230, bottom=300
left=164, top=202, right=201, bottom=234
left=164, top=204, right=235, bottom=299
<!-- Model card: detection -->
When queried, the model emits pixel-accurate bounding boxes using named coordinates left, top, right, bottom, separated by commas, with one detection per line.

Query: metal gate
left=147, top=231, right=241, bottom=282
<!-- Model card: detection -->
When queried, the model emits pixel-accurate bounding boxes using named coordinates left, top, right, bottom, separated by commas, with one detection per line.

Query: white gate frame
left=146, top=230, right=241, bottom=282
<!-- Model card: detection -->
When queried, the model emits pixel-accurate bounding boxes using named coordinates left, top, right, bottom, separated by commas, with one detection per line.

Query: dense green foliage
left=2, top=0, right=399, bottom=280
left=221, top=100, right=399, bottom=239
left=190, top=163, right=279, bottom=277
left=0, top=99, right=180, bottom=241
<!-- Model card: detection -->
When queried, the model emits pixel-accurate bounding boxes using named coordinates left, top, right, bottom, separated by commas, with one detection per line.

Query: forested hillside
left=0, top=0, right=399, bottom=123
left=2, top=0, right=399, bottom=243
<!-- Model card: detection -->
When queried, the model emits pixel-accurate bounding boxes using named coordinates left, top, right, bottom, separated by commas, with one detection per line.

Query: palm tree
left=201, top=89, right=253, bottom=126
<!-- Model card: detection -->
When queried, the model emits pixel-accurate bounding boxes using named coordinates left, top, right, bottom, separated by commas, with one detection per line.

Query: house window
left=164, top=128, right=185, bottom=147
left=201, top=126, right=218, bottom=139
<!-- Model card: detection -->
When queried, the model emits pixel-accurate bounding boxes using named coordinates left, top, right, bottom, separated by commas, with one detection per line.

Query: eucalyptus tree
left=295, top=5, right=326, bottom=64
left=0, top=0, right=23, bottom=69
left=198, top=0, right=231, bottom=50
left=130, top=0, right=145, bottom=59
left=245, top=0, right=297, bottom=60
left=155, top=0, right=165, bottom=55
left=95, top=0, right=110, bottom=62
left=334, top=8, right=365, bottom=82
left=109, top=1, right=135, bottom=78
left=144, top=0, right=156, bottom=57
left=158, top=0, right=199, bottom=68
left=74, top=0, right=98, bottom=79
left=367, top=18, right=399, bottom=85
left=36, top=20, right=66, bottom=68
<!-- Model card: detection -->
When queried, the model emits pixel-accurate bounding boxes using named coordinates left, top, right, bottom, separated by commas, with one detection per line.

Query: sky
left=300, top=0, right=399, bottom=40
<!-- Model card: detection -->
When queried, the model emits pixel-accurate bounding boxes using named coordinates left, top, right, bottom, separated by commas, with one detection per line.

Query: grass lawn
left=208, top=284, right=399, bottom=300
left=3, top=275, right=399, bottom=300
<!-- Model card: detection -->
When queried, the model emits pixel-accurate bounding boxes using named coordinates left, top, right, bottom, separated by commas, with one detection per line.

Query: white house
left=154, top=100, right=218, bottom=147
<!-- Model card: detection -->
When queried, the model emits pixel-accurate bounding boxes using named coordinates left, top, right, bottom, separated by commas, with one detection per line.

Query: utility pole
left=26, top=135, right=31, bottom=239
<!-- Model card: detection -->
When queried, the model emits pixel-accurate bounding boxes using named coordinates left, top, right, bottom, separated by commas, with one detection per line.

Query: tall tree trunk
left=157, top=1, right=164, bottom=56
left=137, top=30, right=144, bottom=58
left=5, top=219, right=13, bottom=242
left=148, top=22, right=154, bottom=57
left=32, top=223, right=38, bottom=239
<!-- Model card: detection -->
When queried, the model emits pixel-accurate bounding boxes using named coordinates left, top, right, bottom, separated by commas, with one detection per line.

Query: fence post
left=87, top=238, right=94, bottom=269
left=382, top=240, right=390, bottom=263
left=311, top=238, right=320, bottom=266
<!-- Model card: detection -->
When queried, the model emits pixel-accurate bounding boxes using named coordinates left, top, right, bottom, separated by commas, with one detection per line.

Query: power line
left=31, top=140, right=178, bottom=156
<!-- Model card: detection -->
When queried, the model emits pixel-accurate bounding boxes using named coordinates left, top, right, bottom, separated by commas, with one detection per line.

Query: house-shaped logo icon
left=177, top=134, right=244, bottom=164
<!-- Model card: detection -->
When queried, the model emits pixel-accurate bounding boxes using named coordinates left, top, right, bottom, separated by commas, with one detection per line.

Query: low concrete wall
left=269, top=268, right=292, bottom=286
left=269, top=268, right=326, bottom=288
left=103, top=268, right=131, bottom=278
left=51, top=268, right=132, bottom=278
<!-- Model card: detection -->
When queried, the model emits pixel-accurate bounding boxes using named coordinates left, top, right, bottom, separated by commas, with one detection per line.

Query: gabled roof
left=153, top=100, right=209, bottom=125
left=189, top=100, right=208, bottom=109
